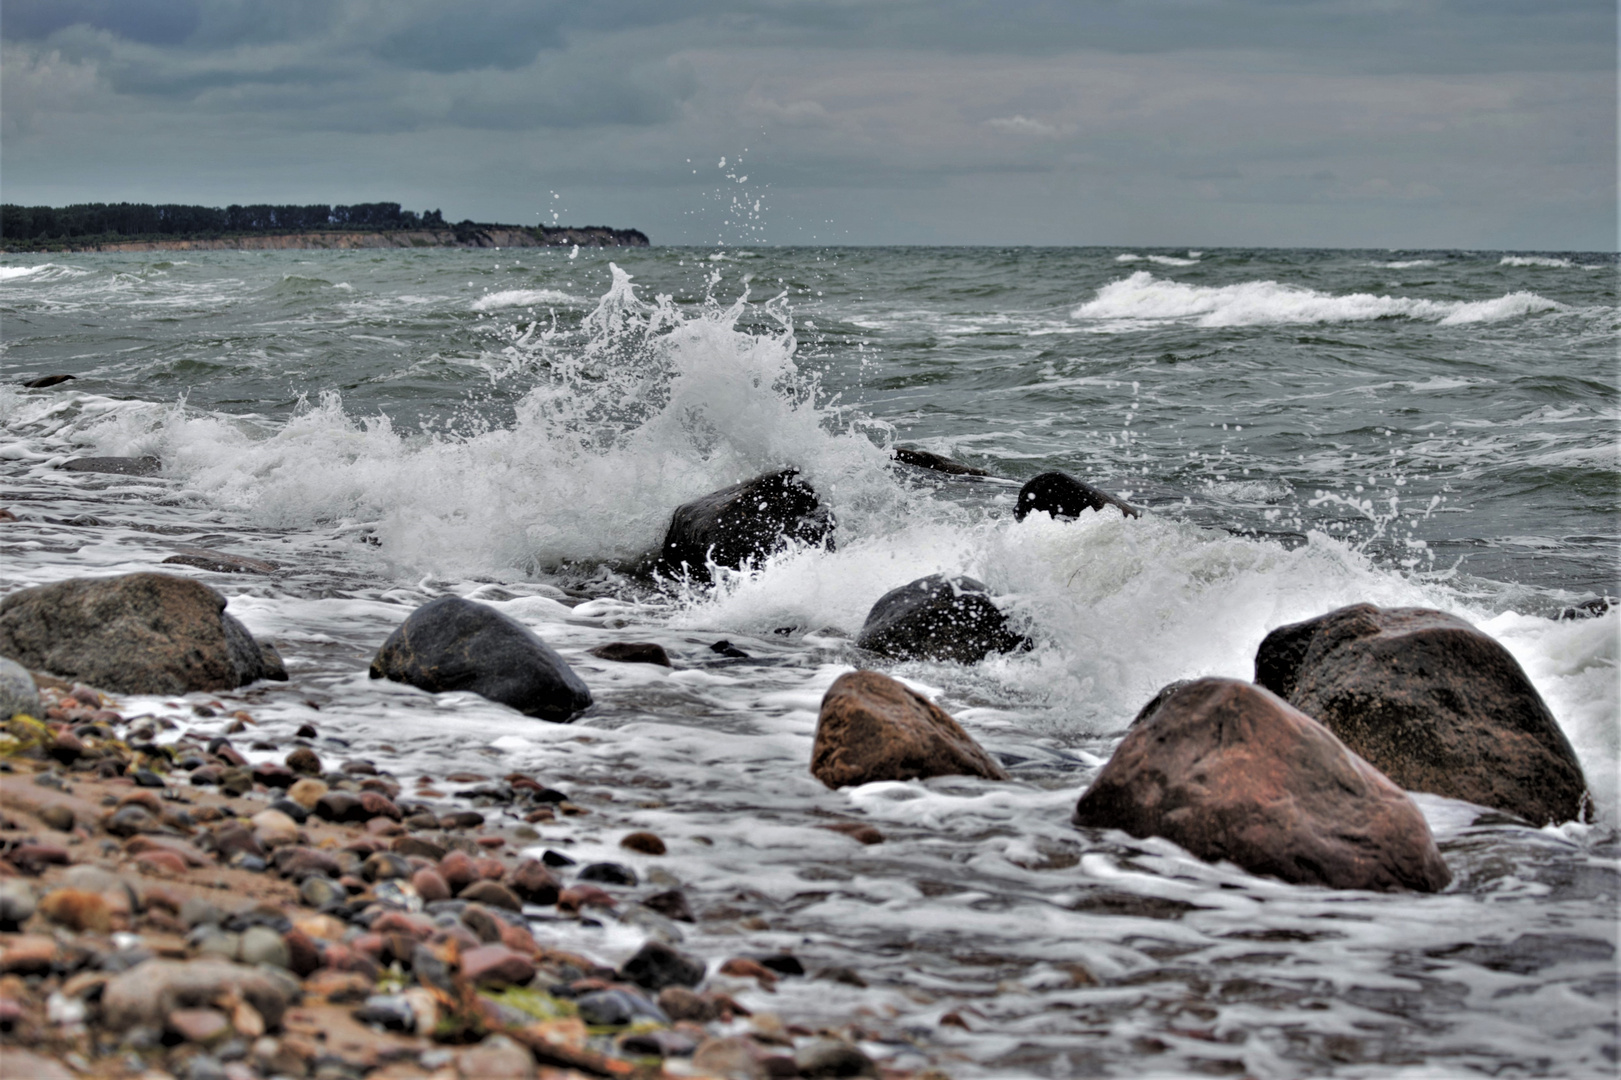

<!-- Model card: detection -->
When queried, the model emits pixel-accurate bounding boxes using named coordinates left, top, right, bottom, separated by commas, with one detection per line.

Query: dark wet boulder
left=23, top=374, right=76, bottom=389
left=812, top=669, right=1010, bottom=789
left=1014, top=471, right=1139, bottom=521
left=1254, top=603, right=1588, bottom=825
left=855, top=575, right=1028, bottom=664
left=162, top=547, right=279, bottom=574
left=619, top=941, right=706, bottom=991
left=588, top=642, right=672, bottom=667
left=0, top=572, right=285, bottom=694
left=892, top=447, right=991, bottom=477
left=1073, top=678, right=1451, bottom=892
left=58, top=456, right=162, bottom=477
left=656, top=469, right=833, bottom=581
left=369, top=595, right=592, bottom=721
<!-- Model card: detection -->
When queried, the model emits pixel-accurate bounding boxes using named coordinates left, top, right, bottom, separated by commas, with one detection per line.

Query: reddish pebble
left=38, top=888, right=113, bottom=933
left=474, top=856, right=506, bottom=881
left=0, top=935, right=60, bottom=975
left=621, top=831, right=667, bottom=855
left=438, top=850, right=477, bottom=891
left=458, top=880, right=521, bottom=911
left=9, top=843, right=70, bottom=874
left=135, top=850, right=189, bottom=876
left=365, top=817, right=404, bottom=837
left=431, top=924, right=482, bottom=951
left=350, top=933, right=385, bottom=960
left=498, top=920, right=541, bottom=956
left=475, top=835, right=505, bottom=849
left=412, top=868, right=451, bottom=903
left=509, top=860, right=560, bottom=905
left=460, top=944, right=536, bottom=987
left=358, top=792, right=402, bottom=821
left=371, top=911, right=434, bottom=940
left=282, top=929, right=322, bottom=977
left=166, top=1007, right=229, bottom=1043
left=720, top=957, right=778, bottom=989
left=557, top=884, right=616, bottom=914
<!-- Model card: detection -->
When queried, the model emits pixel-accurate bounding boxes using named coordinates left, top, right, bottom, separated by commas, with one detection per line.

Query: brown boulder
left=0, top=572, right=285, bottom=694
left=1255, top=604, right=1588, bottom=825
left=1072, top=678, right=1451, bottom=892
left=811, top=670, right=1009, bottom=789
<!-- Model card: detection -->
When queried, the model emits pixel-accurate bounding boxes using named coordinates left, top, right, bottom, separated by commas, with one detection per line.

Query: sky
left=1, top=1, right=1615, bottom=249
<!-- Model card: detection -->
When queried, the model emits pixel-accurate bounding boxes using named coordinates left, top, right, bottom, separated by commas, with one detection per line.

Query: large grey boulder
left=101, top=958, right=297, bottom=1031
left=656, top=469, right=833, bottom=582
left=1073, top=678, right=1451, bottom=892
left=855, top=575, right=1028, bottom=664
left=0, top=573, right=286, bottom=694
left=369, top=595, right=592, bottom=721
left=0, top=656, right=41, bottom=719
left=1255, top=603, right=1588, bottom=825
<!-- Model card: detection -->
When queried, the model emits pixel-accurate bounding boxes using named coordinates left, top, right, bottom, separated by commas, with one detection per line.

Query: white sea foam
left=0, top=263, right=91, bottom=282
left=1374, top=259, right=1438, bottom=269
left=470, top=287, right=582, bottom=311
left=1072, top=271, right=1563, bottom=328
left=1114, top=253, right=1200, bottom=266
left=1500, top=255, right=1574, bottom=268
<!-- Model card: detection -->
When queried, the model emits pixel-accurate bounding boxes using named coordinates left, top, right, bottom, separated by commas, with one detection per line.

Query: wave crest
left=1072, top=271, right=1563, bottom=328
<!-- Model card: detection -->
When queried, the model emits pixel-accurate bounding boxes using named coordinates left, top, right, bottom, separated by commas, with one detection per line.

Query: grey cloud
left=1, top=0, right=202, bottom=46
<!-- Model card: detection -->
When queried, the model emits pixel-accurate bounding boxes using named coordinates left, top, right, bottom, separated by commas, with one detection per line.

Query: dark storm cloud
left=0, top=1, right=1612, bottom=248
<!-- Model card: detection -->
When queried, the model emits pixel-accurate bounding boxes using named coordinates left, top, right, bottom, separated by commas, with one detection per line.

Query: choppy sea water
left=1, top=246, right=1617, bottom=1078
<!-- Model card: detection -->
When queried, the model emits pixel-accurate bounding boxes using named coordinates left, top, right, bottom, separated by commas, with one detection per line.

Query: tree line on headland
left=0, top=202, right=648, bottom=251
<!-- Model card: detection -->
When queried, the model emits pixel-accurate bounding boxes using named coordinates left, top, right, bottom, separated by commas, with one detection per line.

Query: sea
left=1, top=246, right=1617, bottom=1078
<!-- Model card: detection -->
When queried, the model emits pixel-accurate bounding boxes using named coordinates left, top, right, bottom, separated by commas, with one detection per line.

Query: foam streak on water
left=1, top=246, right=1617, bottom=1077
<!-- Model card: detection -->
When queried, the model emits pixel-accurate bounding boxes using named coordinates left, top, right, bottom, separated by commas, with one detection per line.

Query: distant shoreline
left=2, top=225, right=648, bottom=254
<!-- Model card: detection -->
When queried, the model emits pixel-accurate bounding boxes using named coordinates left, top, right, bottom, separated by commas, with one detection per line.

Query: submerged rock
left=655, top=469, right=833, bottom=581
left=588, top=641, right=672, bottom=667
left=812, top=669, right=1010, bottom=789
left=855, top=574, right=1028, bottom=664
left=0, top=572, right=285, bottom=694
left=1014, top=471, right=1140, bottom=521
left=1072, top=678, right=1452, bottom=892
left=369, top=595, right=592, bottom=721
left=1254, top=603, right=1589, bottom=825
left=892, top=446, right=991, bottom=477
left=58, top=455, right=162, bottom=477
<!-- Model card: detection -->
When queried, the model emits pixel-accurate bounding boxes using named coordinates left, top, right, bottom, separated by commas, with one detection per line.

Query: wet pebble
left=353, top=994, right=415, bottom=1032
left=620, top=831, right=666, bottom=855
left=579, top=861, right=638, bottom=886
left=458, top=880, right=521, bottom=911
left=620, top=941, right=706, bottom=991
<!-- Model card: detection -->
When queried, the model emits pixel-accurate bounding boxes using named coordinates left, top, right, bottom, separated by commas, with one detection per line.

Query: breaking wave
left=1072, top=271, right=1564, bottom=327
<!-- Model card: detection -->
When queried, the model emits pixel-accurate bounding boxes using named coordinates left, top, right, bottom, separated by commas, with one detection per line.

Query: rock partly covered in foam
left=369, top=595, right=592, bottom=721
left=892, top=446, right=991, bottom=477
left=855, top=574, right=1028, bottom=664
left=655, top=469, right=833, bottom=581
left=0, top=572, right=286, bottom=694
left=1014, top=471, right=1140, bottom=521
left=812, top=670, right=1010, bottom=789
left=1255, top=603, right=1588, bottom=825
left=1072, top=678, right=1452, bottom=892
